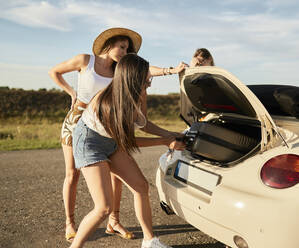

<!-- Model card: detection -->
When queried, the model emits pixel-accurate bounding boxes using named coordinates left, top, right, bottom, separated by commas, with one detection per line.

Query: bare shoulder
left=74, top=54, right=91, bottom=67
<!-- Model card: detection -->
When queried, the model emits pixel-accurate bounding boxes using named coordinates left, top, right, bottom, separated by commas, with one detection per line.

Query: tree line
left=0, top=88, right=180, bottom=120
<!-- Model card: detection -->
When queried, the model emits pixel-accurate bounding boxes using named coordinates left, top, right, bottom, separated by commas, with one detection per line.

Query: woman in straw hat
left=71, top=53, right=184, bottom=248
left=49, top=27, right=186, bottom=243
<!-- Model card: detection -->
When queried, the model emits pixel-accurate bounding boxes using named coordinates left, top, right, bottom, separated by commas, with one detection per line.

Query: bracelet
left=167, top=67, right=174, bottom=75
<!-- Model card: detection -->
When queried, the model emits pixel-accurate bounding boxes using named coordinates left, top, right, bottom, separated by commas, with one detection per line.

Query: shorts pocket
left=73, top=126, right=86, bottom=158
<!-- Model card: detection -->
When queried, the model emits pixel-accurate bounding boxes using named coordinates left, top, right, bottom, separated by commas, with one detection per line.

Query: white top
left=82, top=102, right=147, bottom=137
left=82, top=103, right=110, bottom=137
left=77, top=55, right=112, bottom=104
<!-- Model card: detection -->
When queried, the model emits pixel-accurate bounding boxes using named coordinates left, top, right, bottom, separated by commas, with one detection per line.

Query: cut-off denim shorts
left=72, top=119, right=117, bottom=169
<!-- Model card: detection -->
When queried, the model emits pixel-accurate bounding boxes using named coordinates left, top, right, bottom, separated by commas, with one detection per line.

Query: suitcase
left=184, top=122, right=259, bottom=162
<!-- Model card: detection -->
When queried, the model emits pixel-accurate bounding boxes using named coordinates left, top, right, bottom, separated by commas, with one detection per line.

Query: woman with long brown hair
left=71, top=53, right=184, bottom=248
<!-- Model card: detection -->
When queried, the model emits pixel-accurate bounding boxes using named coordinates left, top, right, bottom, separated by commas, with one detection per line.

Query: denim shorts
left=72, top=119, right=117, bottom=169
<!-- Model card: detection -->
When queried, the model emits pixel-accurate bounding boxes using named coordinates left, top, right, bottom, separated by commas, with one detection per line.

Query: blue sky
left=0, top=0, right=299, bottom=94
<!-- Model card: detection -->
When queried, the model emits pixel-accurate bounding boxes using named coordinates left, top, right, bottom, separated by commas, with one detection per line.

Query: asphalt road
left=0, top=147, right=226, bottom=248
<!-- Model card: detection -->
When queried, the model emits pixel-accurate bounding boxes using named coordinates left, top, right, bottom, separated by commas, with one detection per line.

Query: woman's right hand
left=70, top=90, right=77, bottom=110
left=190, top=57, right=199, bottom=67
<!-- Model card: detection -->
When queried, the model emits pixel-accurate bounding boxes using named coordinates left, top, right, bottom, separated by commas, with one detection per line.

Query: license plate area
left=174, top=160, right=221, bottom=195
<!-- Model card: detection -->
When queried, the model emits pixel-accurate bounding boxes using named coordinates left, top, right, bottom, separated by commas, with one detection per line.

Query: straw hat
left=92, top=27, right=142, bottom=55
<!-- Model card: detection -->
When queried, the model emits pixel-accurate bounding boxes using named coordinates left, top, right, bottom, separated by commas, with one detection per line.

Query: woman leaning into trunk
left=70, top=53, right=185, bottom=248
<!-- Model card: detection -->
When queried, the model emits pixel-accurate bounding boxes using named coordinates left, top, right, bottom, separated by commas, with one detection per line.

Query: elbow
left=48, top=68, right=54, bottom=78
left=48, top=68, right=58, bottom=79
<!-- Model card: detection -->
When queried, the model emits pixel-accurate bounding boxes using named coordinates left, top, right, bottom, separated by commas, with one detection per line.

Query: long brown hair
left=95, top=53, right=149, bottom=153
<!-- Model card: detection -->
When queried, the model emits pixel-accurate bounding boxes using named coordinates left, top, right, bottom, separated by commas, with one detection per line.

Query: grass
left=0, top=117, right=187, bottom=151
left=0, top=119, right=62, bottom=151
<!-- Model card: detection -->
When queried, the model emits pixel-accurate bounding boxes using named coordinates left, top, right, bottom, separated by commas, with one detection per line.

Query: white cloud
left=0, top=1, right=72, bottom=31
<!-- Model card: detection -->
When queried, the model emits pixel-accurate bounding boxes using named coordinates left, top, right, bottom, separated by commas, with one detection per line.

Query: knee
left=133, top=179, right=149, bottom=196
left=65, top=169, right=80, bottom=185
left=93, top=205, right=112, bottom=221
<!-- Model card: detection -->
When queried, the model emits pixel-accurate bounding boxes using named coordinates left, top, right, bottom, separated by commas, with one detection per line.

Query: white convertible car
left=156, top=66, right=299, bottom=248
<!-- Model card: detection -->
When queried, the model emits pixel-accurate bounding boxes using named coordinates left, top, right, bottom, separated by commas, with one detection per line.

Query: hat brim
left=92, top=27, right=142, bottom=55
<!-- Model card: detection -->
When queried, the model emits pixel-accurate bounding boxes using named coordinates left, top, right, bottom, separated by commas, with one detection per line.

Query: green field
left=0, top=88, right=184, bottom=151
left=0, top=117, right=186, bottom=151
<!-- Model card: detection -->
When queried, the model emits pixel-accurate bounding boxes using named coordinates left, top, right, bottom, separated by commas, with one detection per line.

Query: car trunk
left=179, top=67, right=279, bottom=166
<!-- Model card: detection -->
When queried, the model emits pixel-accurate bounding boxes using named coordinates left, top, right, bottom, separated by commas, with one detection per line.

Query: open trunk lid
left=179, top=66, right=284, bottom=151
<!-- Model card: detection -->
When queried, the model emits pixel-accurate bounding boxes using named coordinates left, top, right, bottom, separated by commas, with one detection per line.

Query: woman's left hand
left=163, top=135, right=185, bottom=151
left=169, top=139, right=186, bottom=151
left=173, top=62, right=189, bottom=74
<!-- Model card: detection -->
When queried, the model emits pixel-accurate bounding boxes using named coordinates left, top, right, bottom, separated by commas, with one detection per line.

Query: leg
left=70, top=162, right=113, bottom=248
left=106, top=175, right=135, bottom=239
left=62, top=144, right=80, bottom=241
left=109, top=150, right=153, bottom=241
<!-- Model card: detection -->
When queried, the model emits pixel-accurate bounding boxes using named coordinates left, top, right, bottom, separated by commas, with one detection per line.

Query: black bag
left=184, top=122, right=259, bottom=162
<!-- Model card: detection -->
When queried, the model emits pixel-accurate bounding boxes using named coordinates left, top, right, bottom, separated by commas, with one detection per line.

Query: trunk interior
left=184, top=115, right=261, bottom=166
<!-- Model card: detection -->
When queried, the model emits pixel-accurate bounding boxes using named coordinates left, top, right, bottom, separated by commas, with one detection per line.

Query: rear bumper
left=156, top=166, right=299, bottom=248
left=156, top=167, right=240, bottom=248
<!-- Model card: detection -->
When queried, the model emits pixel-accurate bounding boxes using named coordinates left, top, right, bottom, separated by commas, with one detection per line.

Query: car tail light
left=261, top=154, right=299, bottom=189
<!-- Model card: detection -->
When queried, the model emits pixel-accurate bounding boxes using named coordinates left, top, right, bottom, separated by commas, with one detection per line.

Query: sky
left=0, top=0, right=299, bottom=95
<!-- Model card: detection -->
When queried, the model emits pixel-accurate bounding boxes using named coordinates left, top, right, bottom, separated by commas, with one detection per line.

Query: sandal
left=65, top=215, right=76, bottom=243
left=65, top=232, right=76, bottom=243
left=105, top=223, right=135, bottom=240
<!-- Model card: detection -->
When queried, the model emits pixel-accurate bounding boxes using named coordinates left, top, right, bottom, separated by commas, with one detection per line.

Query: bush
left=0, top=88, right=180, bottom=121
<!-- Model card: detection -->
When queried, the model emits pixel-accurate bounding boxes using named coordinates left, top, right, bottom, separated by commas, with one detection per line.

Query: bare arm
left=136, top=136, right=171, bottom=147
left=142, top=120, right=178, bottom=137
left=136, top=136, right=185, bottom=150
left=149, top=62, right=187, bottom=77
left=136, top=87, right=185, bottom=150
left=48, top=54, right=90, bottom=108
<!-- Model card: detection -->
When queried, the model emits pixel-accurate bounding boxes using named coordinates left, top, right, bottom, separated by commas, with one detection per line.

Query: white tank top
left=82, top=102, right=147, bottom=137
left=77, top=55, right=112, bottom=104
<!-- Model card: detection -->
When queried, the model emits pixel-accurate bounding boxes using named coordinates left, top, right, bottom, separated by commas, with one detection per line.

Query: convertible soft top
left=248, top=84, right=299, bottom=118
